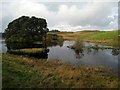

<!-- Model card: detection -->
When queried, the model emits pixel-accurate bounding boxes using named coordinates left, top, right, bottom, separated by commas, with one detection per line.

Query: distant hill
left=79, top=30, right=100, bottom=32
left=50, top=30, right=60, bottom=32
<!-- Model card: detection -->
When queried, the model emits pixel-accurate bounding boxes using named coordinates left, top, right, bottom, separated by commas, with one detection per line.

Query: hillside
left=56, top=30, right=119, bottom=46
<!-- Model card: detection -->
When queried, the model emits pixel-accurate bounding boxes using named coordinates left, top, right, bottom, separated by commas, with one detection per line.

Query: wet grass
left=2, top=53, right=119, bottom=88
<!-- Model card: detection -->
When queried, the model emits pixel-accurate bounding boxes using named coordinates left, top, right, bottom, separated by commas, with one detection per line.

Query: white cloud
left=1, top=0, right=118, bottom=32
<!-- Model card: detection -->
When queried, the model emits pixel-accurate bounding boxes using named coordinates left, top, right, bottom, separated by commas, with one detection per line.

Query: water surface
left=0, top=40, right=7, bottom=53
left=0, top=40, right=119, bottom=71
left=47, top=41, right=118, bottom=71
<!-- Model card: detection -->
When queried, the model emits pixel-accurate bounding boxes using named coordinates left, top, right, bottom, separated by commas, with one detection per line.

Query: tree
left=5, top=16, right=49, bottom=50
left=50, top=30, right=60, bottom=32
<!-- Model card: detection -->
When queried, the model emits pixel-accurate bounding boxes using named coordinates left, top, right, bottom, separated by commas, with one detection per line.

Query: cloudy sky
left=0, top=0, right=119, bottom=32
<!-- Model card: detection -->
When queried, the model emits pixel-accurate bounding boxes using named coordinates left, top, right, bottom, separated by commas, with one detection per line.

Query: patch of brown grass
left=2, top=53, right=119, bottom=88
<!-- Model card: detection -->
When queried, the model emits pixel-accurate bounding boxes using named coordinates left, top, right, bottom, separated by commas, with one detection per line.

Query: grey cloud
left=1, top=0, right=118, bottom=32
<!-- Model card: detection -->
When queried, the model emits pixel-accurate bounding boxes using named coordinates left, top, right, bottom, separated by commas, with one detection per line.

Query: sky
left=0, top=0, right=119, bottom=32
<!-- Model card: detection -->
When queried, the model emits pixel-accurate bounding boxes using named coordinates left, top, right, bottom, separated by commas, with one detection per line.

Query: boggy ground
left=2, top=53, right=118, bottom=88
left=2, top=30, right=119, bottom=88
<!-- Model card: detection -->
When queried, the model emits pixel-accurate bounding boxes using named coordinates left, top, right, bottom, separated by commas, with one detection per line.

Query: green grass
left=2, top=53, right=119, bottom=88
left=57, top=30, right=119, bottom=46
left=7, top=48, right=48, bottom=59
left=11, top=48, right=44, bottom=53
left=3, top=56, right=37, bottom=87
left=87, top=31, right=118, bottom=40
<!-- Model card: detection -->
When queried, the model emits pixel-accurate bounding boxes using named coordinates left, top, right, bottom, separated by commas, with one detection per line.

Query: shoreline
left=2, top=53, right=119, bottom=88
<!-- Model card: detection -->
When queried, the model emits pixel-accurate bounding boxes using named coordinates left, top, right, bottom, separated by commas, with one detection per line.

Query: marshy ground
left=2, top=30, right=120, bottom=88
left=2, top=53, right=118, bottom=88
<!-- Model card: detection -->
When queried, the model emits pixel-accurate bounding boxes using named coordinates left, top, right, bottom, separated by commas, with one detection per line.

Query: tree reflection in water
left=74, top=48, right=84, bottom=59
left=86, top=47, right=92, bottom=54
left=6, top=40, right=64, bottom=59
left=46, top=40, right=64, bottom=47
left=68, top=41, right=84, bottom=59
left=68, top=41, right=120, bottom=59
left=111, top=48, right=120, bottom=56
left=93, top=44, right=99, bottom=55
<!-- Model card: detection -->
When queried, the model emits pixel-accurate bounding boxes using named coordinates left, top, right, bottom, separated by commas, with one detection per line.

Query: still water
left=47, top=41, right=119, bottom=71
left=0, top=40, right=119, bottom=71
left=0, top=40, right=7, bottom=53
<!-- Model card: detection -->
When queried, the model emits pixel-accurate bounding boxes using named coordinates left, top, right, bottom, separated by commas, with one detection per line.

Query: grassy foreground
left=56, top=30, right=119, bottom=46
left=2, top=53, right=118, bottom=88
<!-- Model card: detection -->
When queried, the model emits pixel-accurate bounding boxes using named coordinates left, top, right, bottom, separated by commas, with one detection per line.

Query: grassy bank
left=56, top=30, right=119, bottom=46
left=9, top=48, right=44, bottom=53
left=2, top=53, right=118, bottom=88
left=7, top=48, right=48, bottom=59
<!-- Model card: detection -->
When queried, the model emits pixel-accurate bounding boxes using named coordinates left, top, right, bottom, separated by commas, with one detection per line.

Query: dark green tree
left=5, top=16, right=49, bottom=50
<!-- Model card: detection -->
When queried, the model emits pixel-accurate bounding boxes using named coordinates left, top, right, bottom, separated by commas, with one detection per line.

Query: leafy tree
left=50, top=30, right=60, bottom=32
left=5, top=16, right=49, bottom=50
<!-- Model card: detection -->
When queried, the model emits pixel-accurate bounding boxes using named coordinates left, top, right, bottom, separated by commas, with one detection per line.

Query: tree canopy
left=5, top=16, right=49, bottom=49
left=50, top=30, right=60, bottom=32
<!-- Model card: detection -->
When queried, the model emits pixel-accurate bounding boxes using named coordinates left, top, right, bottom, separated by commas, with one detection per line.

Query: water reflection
left=69, top=42, right=100, bottom=58
left=6, top=42, right=37, bottom=50
left=93, top=48, right=99, bottom=55
left=1, top=40, right=63, bottom=59
left=74, top=48, right=84, bottom=59
left=6, top=41, right=63, bottom=50
left=0, top=40, right=119, bottom=71
left=70, top=43, right=120, bottom=59
left=46, top=40, right=63, bottom=47
left=87, top=47, right=92, bottom=54
left=72, top=47, right=99, bottom=59
left=7, top=48, right=49, bottom=59
left=111, top=48, right=120, bottom=56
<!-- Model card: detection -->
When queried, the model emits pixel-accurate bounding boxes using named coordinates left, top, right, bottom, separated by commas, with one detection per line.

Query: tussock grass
left=2, top=53, right=119, bottom=88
